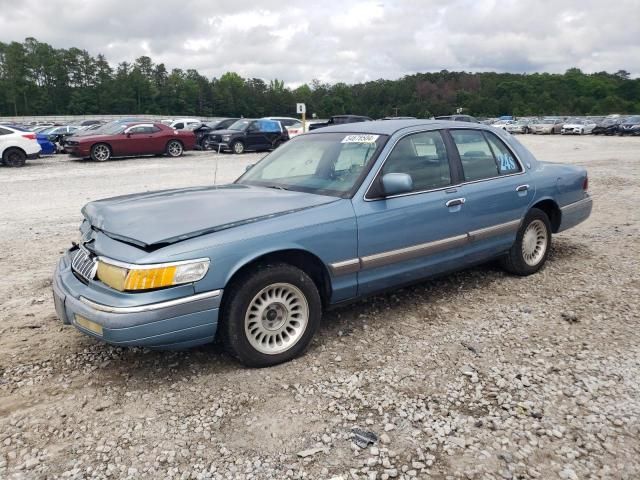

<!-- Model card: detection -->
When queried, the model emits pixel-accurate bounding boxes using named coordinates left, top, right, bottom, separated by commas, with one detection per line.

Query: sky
left=1, top=0, right=639, bottom=85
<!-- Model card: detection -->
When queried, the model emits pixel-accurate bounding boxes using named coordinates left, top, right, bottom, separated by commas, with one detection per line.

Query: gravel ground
left=0, top=136, right=639, bottom=480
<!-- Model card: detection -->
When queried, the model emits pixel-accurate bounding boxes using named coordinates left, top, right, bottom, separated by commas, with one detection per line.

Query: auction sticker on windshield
left=341, top=134, right=379, bottom=143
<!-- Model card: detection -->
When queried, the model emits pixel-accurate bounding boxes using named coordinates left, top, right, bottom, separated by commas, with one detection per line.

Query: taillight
left=582, top=176, right=589, bottom=191
left=22, top=133, right=37, bottom=140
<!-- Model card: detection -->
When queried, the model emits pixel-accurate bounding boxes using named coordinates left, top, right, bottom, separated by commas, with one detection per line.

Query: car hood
left=82, top=184, right=337, bottom=248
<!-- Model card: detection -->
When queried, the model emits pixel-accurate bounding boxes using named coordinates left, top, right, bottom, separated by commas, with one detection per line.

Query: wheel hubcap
left=234, top=143, right=243, bottom=153
left=168, top=142, right=182, bottom=156
left=522, top=219, right=548, bottom=266
left=245, top=283, right=309, bottom=355
left=94, top=145, right=109, bottom=161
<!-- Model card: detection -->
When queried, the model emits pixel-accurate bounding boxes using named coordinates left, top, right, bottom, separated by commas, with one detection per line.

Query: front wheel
left=90, top=143, right=111, bottom=162
left=500, top=208, right=551, bottom=276
left=231, top=141, right=245, bottom=154
left=220, top=263, right=322, bottom=367
left=166, top=140, right=183, bottom=157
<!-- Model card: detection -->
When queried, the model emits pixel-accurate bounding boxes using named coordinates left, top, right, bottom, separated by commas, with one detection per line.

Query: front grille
left=71, top=247, right=97, bottom=283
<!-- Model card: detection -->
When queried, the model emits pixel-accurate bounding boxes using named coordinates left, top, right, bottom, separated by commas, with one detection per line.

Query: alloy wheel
left=244, top=283, right=309, bottom=355
left=521, top=219, right=548, bottom=266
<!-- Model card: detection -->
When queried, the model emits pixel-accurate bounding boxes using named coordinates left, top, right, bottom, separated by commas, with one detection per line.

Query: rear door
left=447, top=129, right=532, bottom=263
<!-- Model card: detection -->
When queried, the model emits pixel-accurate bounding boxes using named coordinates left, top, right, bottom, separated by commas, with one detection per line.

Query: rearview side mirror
left=381, top=173, right=413, bottom=196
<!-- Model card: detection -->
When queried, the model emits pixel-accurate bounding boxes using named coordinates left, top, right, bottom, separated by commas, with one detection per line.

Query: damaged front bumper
left=52, top=250, right=221, bottom=349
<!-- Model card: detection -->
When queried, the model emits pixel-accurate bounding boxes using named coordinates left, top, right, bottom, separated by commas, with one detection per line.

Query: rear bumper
left=52, top=252, right=221, bottom=349
left=558, top=196, right=593, bottom=233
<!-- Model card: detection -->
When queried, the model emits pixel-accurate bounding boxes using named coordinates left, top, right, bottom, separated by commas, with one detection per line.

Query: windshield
left=228, top=119, right=253, bottom=131
left=237, top=132, right=388, bottom=197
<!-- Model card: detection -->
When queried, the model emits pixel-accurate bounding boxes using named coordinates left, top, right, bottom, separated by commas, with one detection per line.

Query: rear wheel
left=500, top=208, right=551, bottom=276
left=2, top=148, right=26, bottom=167
left=232, top=141, right=245, bottom=154
left=90, top=143, right=111, bottom=162
left=220, top=263, right=322, bottom=367
left=166, top=140, right=183, bottom=157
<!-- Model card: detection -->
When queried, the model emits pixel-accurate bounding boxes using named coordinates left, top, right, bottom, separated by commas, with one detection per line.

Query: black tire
left=220, top=263, right=322, bottom=367
left=90, top=143, right=111, bottom=162
left=231, top=141, right=245, bottom=154
left=2, top=148, right=27, bottom=167
left=500, top=208, right=552, bottom=276
left=166, top=140, right=184, bottom=157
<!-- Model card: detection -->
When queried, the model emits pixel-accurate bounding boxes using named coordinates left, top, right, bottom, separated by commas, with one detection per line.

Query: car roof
left=306, top=119, right=491, bottom=135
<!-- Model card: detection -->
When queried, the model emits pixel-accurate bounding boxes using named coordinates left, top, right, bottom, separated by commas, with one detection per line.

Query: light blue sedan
left=53, top=120, right=592, bottom=367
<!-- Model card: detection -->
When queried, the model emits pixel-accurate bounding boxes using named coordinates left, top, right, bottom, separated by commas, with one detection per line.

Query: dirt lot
left=1, top=135, right=639, bottom=480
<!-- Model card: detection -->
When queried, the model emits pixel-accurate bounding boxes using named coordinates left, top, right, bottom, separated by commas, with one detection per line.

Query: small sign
left=341, top=134, right=379, bottom=143
left=296, top=103, right=306, bottom=114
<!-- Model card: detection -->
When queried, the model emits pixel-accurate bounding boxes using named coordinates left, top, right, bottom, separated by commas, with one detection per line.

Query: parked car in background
left=79, top=120, right=102, bottom=127
left=434, top=115, right=478, bottom=123
left=561, top=118, right=597, bottom=135
left=262, top=117, right=303, bottom=138
left=530, top=118, right=564, bottom=134
left=205, top=118, right=289, bottom=154
left=6, top=124, right=57, bottom=155
left=617, top=115, right=640, bottom=136
left=284, top=122, right=305, bottom=138
left=506, top=119, right=534, bottom=134
left=308, top=115, right=372, bottom=130
left=490, top=119, right=515, bottom=130
left=592, top=118, right=622, bottom=135
left=43, top=125, right=82, bottom=149
left=193, top=118, right=239, bottom=149
left=52, top=119, right=592, bottom=367
left=170, top=118, right=202, bottom=130
left=0, top=125, right=41, bottom=166
left=64, top=122, right=196, bottom=161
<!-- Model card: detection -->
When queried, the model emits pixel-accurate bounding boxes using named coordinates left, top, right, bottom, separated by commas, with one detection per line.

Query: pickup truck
left=308, top=114, right=372, bottom=130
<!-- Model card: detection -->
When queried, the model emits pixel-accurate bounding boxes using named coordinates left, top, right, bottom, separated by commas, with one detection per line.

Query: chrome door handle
left=516, top=184, right=529, bottom=192
left=445, top=197, right=466, bottom=207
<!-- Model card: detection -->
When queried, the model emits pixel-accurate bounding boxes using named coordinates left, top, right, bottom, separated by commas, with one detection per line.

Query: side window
left=381, top=131, right=451, bottom=192
left=484, top=132, right=521, bottom=174
left=173, top=123, right=184, bottom=129
left=450, top=130, right=499, bottom=181
left=0, top=127, right=11, bottom=135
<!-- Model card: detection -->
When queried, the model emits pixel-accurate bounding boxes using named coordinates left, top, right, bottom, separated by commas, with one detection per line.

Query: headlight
left=96, top=258, right=210, bottom=291
left=222, top=135, right=231, bottom=141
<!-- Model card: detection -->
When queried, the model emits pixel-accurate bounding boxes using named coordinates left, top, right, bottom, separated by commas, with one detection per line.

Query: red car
left=64, top=122, right=196, bottom=161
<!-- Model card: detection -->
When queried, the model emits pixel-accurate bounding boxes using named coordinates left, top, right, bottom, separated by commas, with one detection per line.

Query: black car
left=308, top=115, right=372, bottom=131
left=617, top=115, right=640, bottom=136
left=592, top=118, right=621, bottom=135
left=193, top=118, right=239, bottom=149
left=205, top=119, right=289, bottom=154
left=434, top=114, right=479, bottom=123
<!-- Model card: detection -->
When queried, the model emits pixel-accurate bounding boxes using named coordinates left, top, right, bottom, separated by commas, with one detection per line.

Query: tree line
left=1, top=38, right=638, bottom=119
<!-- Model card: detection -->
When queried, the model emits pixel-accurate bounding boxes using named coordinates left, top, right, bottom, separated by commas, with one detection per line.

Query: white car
left=0, top=125, right=41, bottom=167
left=170, top=118, right=202, bottom=130
left=491, top=120, right=515, bottom=130
left=561, top=118, right=596, bottom=135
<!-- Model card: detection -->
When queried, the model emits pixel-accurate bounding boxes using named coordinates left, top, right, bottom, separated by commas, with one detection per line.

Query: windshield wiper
left=266, top=185, right=288, bottom=191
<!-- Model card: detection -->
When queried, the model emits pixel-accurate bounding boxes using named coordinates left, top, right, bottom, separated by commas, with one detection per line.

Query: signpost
left=296, top=103, right=306, bottom=132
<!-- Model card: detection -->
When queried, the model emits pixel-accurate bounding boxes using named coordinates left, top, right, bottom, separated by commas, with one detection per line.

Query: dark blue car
left=53, top=120, right=592, bottom=367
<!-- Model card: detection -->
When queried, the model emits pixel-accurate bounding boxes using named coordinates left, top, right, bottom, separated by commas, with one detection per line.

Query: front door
left=352, top=130, right=470, bottom=296
left=447, top=129, right=533, bottom=262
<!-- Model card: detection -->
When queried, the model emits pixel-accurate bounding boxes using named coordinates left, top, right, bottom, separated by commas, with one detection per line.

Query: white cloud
left=0, top=0, right=638, bottom=84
